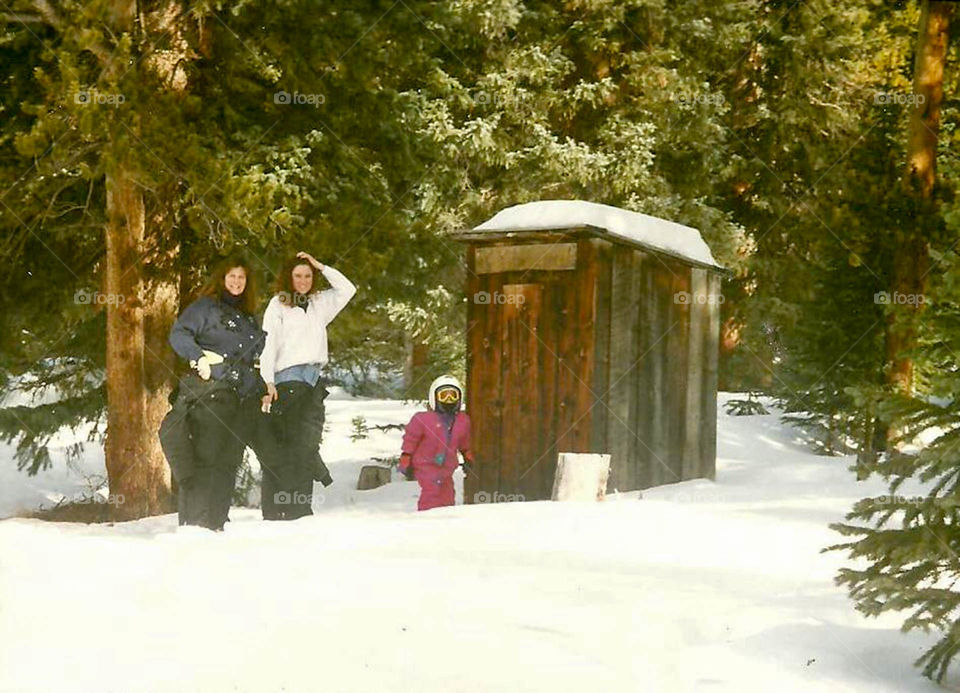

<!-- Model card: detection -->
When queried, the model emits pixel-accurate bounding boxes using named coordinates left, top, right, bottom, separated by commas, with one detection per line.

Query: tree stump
left=551, top=452, right=611, bottom=501
left=357, top=465, right=392, bottom=490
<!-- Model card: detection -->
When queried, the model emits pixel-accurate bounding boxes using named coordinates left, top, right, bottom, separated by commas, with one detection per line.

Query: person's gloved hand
left=400, top=453, right=415, bottom=480
left=461, top=450, right=475, bottom=477
left=191, top=350, right=224, bottom=381
left=191, top=358, right=210, bottom=380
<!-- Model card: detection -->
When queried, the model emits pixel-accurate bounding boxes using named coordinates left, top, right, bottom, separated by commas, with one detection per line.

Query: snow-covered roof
left=472, top=200, right=721, bottom=269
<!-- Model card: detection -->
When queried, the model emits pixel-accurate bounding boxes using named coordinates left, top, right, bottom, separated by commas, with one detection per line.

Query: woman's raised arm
left=314, top=265, right=357, bottom=326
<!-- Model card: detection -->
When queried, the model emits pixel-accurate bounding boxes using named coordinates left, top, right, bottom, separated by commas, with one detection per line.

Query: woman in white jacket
left=256, top=251, right=356, bottom=520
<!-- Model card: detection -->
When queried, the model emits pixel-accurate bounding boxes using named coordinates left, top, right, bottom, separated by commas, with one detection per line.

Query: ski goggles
left=435, top=386, right=461, bottom=404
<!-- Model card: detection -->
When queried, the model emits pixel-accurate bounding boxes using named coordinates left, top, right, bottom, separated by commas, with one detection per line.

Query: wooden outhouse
left=453, top=200, right=725, bottom=503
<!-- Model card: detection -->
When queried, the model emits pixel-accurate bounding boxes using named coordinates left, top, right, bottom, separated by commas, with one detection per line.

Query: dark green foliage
left=723, top=395, right=769, bottom=417
left=0, top=382, right=105, bottom=474
left=828, top=241, right=960, bottom=682
left=828, top=415, right=960, bottom=681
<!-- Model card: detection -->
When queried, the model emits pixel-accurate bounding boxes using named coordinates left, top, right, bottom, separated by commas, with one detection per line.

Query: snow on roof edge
left=472, top=200, right=722, bottom=269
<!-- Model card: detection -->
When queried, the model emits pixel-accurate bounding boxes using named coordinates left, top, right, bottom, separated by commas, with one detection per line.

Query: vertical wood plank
left=538, top=274, right=560, bottom=502
left=700, top=271, right=721, bottom=481
left=464, top=244, right=482, bottom=503
left=590, top=239, right=613, bottom=460
left=573, top=238, right=597, bottom=455
left=500, top=283, right=543, bottom=500
left=632, top=252, right=652, bottom=488
left=667, top=264, right=691, bottom=481
left=551, top=239, right=598, bottom=499
left=554, top=251, right=583, bottom=459
left=606, top=246, right=640, bottom=492
left=627, top=252, right=646, bottom=491
left=472, top=267, right=504, bottom=500
left=682, top=268, right=706, bottom=479
left=642, top=262, right=671, bottom=489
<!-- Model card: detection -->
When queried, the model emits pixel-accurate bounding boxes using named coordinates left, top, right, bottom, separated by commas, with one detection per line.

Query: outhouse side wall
left=591, top=246, right=721, bottom=492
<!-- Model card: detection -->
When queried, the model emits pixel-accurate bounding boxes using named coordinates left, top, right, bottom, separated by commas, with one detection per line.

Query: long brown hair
left=198, top=253, right=259, bottom=315
left=273, top=255, right=324, bottom=305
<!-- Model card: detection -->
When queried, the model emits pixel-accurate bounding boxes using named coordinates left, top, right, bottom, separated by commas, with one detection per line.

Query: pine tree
left=829, top=293, right=960, bottom=680
left=886, top=0, right=954, bottom=400
left=0, top=0, right=450, bottom=516
left=384, top=0, right=755, bottom=394
left=828, top=3, right=960, bottom=681
left=731, top=1, right=960, bottom=461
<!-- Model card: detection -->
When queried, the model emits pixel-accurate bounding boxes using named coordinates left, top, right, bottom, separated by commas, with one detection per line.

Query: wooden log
left=552, top=452, right=612, bottom=501
left=638, top=261, right=658, bottom=488
left=482, top=270, right=505, bottom=497
left=357, top=465, right=392, bottom=490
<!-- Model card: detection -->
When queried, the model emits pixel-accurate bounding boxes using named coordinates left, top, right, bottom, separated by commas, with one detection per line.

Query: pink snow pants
left=417, top=475, right=455, bottom=511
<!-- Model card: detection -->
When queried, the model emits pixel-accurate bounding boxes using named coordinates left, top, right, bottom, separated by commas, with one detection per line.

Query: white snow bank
left=0, top=420, right=107, bottom=518
left=0, top=389, right=424, bottom=519
left=473, top=200, right=722, bottom=268
left=0, top=393, right=949, bottom=692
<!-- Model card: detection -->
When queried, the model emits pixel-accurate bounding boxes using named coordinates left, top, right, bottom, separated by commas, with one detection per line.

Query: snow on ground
left=0, top=419, right=107, bottom=518
left=0, top=393, right=951, bottom=692
left=0, top=371, right=109, bottom=517
left=0, top=387, right=421, bottom=517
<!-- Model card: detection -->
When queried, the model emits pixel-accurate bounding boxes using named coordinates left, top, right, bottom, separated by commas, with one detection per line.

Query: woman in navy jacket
left=163, top=253, right=266, bottom=530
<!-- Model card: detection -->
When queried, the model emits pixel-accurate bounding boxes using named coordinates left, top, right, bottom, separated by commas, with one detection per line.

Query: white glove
left=191, top=350, right=224, bottom=381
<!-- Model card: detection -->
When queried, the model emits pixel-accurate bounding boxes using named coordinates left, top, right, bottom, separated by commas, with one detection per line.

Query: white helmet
left=428, top=374, right=463, bottom=411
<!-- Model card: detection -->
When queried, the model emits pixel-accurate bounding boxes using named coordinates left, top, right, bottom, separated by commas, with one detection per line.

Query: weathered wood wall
left=464, top=232, right=720, bottom=503
left=596, top=251, right=720, bottom=490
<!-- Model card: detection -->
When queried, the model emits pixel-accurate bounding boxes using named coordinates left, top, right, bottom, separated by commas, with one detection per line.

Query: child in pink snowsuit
left=399, top=375, right=473, bottom=511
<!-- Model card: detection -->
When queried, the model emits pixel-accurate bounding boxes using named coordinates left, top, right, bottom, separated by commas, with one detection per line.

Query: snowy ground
left=0, top=393, right=952, bottom=692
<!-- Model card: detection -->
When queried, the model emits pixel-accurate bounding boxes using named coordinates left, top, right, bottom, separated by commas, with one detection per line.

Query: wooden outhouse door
left=467, top=241, right=597, bottom=502
left=498, top=283, right=543, bottom=500
left=470, top=280, right=557, bottom=502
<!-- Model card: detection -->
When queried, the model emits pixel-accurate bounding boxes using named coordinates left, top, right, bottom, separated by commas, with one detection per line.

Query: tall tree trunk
left=104, top=164, right=173, bottom=518
left=142, top=181, right=183, bottom=502
left=101, top=0, right=197, bottom=518
left=887, top=1, right=952, bottom=399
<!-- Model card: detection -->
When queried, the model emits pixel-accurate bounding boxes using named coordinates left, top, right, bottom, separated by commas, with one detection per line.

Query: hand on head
left=296, top=251, right=324, bottom=272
